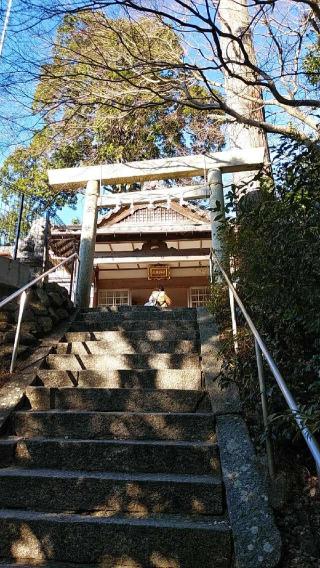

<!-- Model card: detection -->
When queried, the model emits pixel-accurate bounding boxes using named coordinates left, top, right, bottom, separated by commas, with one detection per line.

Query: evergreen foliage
left=0, top=11, right=223, bottom=241
left=210, top=141, right=320, bottom=447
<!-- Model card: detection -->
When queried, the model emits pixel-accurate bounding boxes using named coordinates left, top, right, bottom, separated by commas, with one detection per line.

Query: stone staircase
left=0, top=306, right=233, bottom=567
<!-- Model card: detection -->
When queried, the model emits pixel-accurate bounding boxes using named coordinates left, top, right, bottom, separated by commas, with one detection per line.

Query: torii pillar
left=76, top=179, right=99, bottom=307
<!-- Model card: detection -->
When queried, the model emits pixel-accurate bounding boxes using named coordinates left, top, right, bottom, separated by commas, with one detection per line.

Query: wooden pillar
left=208, top=168, right=225, bottom=260
left=76, top=179, right=99, bottom=307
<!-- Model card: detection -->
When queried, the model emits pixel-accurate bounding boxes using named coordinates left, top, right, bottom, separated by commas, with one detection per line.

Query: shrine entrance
left=48, top=148, right=265, bottom=307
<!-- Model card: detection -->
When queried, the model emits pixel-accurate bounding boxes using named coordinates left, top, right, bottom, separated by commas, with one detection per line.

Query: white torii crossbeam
left=48, top=147, right=265, bottom=190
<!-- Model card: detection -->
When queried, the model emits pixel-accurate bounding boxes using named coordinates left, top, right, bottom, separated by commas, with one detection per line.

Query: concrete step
left=45, top=353, right=201, bottom=371
left=80, top=306, right=196, bottom=316
left=54, top=339, right=199, bottom=355
left=0, top=468, right=223, bottom=515
left=76, top=310, right=197, bottom=321
left=32, top=369, right=203, bottom=390
left=26, top=387, right=211, bottom=412
left=0, top=563, right=95, bottom=568
left=13, top=411, right=215, bottom=441
left=0, top=509, right=231, bottom=567
left=62, top=329, right=199, bottom=342
left=69, top=320, right=198, bottom=332
left=9, top=438, right=220, bottom=475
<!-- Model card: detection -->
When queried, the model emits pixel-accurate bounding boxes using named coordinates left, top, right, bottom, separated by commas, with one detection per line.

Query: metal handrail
left=210, top=250, right=320, bottom=483
left=0, top=252, right=79, bottom=372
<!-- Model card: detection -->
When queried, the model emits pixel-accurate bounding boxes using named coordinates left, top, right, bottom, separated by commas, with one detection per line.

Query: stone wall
left=0, top=257, right=32, bottom=297
left=0, top=282, right=74, bottom=372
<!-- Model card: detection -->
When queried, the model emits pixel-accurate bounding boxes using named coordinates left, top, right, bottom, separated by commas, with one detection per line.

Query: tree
left=14, top=0, right=320, bottom=144
left=32, top=11, right=223, bottom=163
left=210, top=139, right=320, bottom=439
left=0, top=12, right=223, bottom=238
left=0, top=139, right=78, bottom=244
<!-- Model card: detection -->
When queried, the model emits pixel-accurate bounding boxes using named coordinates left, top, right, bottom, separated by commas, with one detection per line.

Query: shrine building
left=49, top=200, right=212, bottom=308
left=47, top=147, right=265, bottom=308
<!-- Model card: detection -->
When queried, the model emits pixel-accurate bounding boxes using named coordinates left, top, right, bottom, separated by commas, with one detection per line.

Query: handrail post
left=0, top=252, right=78, bottom=373
left=228, top=256, right=238, bottom=353
left=229, top=288, right=239, bottom=354
left=254, top=338, right=275, bottom=480
left=10, top=290, right=28, bottom=373
left=72, top=256, right=80, bottom=302
left=210, top=249, right=320, bottom=484
left=69, top=258, right=75, bottom=299
left=209, top=254, right=213, bottom=284
left=13, top=193, right=24, bottom=260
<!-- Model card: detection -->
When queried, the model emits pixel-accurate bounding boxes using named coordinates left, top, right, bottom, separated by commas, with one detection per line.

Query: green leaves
left=0, top=9, right=223, bottom=241
left=31, top=10, right=223, bottom=165
left=211, top=139, right=320, bottom=445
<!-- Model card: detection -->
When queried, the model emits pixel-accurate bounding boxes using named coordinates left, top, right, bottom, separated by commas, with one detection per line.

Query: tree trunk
left=218, top=0, right=269, bottom=196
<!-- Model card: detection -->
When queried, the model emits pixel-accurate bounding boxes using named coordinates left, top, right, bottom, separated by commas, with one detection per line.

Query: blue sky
left=0, top=0, right=317, bottom=225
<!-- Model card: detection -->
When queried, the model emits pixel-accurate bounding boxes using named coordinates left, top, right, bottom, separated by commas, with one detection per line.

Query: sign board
left=148, top=265, right=170, bottom=280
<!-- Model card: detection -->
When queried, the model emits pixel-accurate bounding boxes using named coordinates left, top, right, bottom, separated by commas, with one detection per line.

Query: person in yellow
left=145, top=286, right=172, bottom=308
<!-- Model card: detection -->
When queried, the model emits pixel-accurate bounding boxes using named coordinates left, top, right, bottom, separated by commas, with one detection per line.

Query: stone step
left=45, top=353, right=201, bottom=371
left=0, top=468, right=223, bottom=515
left=80, top=306, right=196, bottom=316
left=32, top=369, right=203, bottom=390
left=7, top=438, right=220, bottom=475
left=75, top=310, right=198, bottom=318
left=63, top=329, right=199, bottom=342
left=69, top=320, right=198, bottom=332
left=54, top=339, right=199, bottom=355
left=26, top=387, right=211, bottom=412
left=76, top=310, right=197, bottom=321
left=0, top=509, right=231, bottom=567
left=13, top=411, right=215, bottom=441
left=0, top=563, right=94, bottom=568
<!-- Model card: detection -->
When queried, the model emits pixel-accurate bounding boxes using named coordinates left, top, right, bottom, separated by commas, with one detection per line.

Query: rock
left=3, top=331, right=37, bottom=346
left=29, top=302, right=49, bottom=316
left=48, top=292, right=64, bottom=307
left=37, top=316, right=53, bottom=334
left=2, top=301, right=17, bottom=312
left=0, top=322, right=9, bottom=332
left=64, top=298, right=74, bottom=312
left=59, top=286, right=69, bottom=297
left=13, top=308, right=35, bottom=324
left=0, top=344, right=29, bottom=359
left=0, top=312, right=12, bottom=324
left=56, top=308, right=69, bottom=321
left=35, top=287, right=50, bottom=307
left=45, top=282, right=64, bottom=294
left=20, top=322, right=39, bottom=335
left=48, top=307, right=60, bottom=324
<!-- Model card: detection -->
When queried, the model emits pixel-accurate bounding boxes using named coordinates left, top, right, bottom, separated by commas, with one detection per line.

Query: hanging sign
left=148, top=265, right=170, bottom=280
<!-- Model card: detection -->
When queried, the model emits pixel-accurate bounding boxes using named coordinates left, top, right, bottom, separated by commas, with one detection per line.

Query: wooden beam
left=48, top=147, right=265, bottom=190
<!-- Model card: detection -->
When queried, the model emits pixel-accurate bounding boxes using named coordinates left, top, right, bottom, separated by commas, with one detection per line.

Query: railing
left=210, top=250, right=320, bottom=484
left=0, top=252, right=79, bottom=373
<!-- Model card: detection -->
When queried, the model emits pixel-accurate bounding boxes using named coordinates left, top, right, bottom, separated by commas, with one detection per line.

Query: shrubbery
left=209, top=140, right=320, bottom=454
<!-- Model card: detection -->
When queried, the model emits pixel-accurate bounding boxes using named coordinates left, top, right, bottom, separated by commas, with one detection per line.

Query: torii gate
left=48, top=147, right=265, bottom=307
